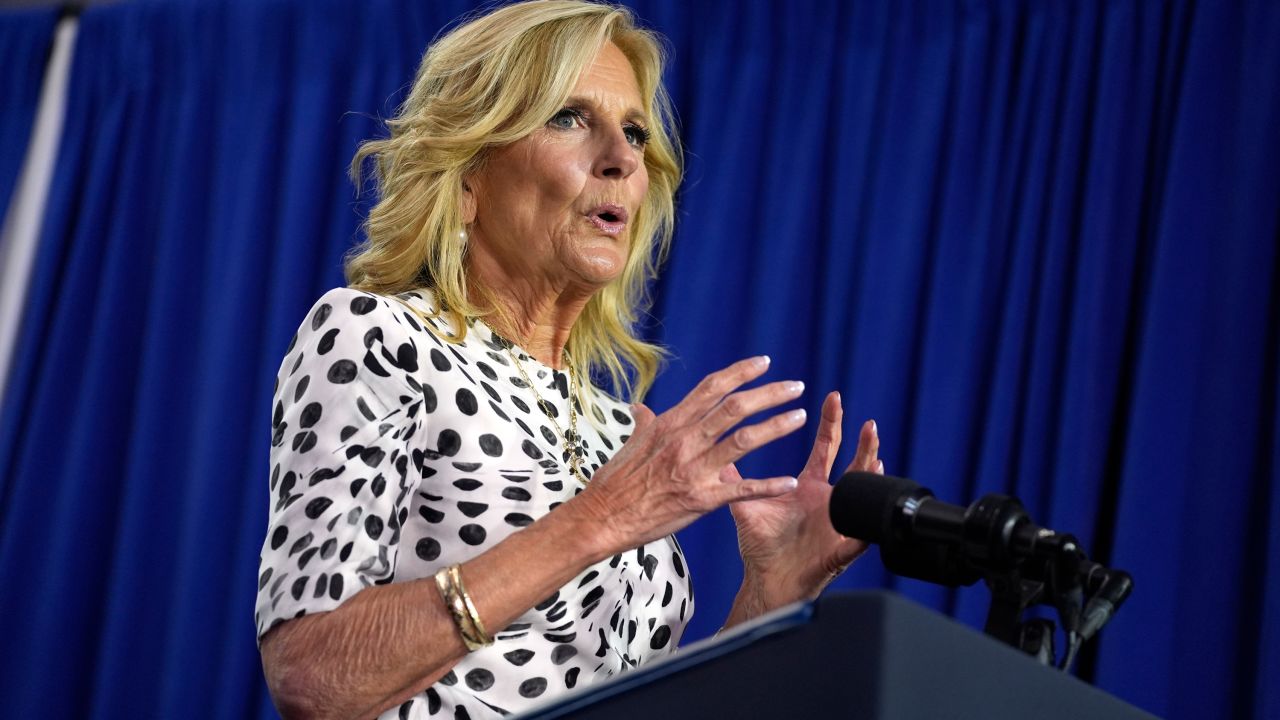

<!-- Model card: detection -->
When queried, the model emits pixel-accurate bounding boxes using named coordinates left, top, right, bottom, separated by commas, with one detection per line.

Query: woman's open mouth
left=587, top=204, right=628, bottom=235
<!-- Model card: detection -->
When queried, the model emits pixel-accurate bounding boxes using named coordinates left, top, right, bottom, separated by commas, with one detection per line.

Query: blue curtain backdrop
left=0, top=8, right=58, bottom=217
left=0, top=1, right=1276, bottom=719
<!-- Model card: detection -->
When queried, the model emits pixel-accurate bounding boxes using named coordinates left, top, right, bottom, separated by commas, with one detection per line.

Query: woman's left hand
left=723, top=391, right=881, bottom=626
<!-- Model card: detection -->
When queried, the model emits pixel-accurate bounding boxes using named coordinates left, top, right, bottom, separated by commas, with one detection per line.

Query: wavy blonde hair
left=346, top=0, right=681, bottom=401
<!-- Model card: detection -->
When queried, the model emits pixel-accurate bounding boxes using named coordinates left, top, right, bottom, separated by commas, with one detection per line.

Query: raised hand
left=723, top=391, right=883, bottom=625
left=569, top=356, right=808, bottom=558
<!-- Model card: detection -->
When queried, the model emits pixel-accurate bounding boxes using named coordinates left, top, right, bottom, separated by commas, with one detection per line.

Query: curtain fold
left=0, top=7, right=56, bottom=219
left=0, top=7, right=60, bottom=403
left=0, top=1, right=1274, bottom=718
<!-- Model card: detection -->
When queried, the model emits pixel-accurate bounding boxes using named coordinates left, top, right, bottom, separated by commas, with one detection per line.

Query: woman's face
left=464, top=41, right=651, bottom=294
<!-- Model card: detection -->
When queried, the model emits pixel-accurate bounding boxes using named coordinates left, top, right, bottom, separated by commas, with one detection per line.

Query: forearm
left=721, top=570, right=823, bottom=632
left=721, top=575, right=771, bottom=631
left=262, top=496, right=615, bottom=720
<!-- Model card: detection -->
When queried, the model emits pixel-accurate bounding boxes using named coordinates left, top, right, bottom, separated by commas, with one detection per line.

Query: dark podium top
left=517, top=590, right=1156, bottom=719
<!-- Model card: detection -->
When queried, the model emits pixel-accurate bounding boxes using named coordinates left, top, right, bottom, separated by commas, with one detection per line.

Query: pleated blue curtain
left=647, top=4, right=1280, bottom=719
left=0, top=8, right=57, bottom=218
left=0, top=1, right=1275, bottom=719
left=0, top=1, right=467, bottom=718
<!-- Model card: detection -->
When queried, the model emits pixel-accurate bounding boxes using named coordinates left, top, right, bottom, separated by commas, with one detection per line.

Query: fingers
left=703, top=407, right=808, bottom=470
left=828, top=536, right=871, bottom=574
left=667, top=356, right=772, bottom=426
left=630, top=402, right=657, bottom=432
left=719, top=463, right=744, bottom=484
left=800, top=392, right=843, bottom=481
left=700, top=379, right=805, bottom=440
left=846, top=419, right=880, bottom=473
left=717, top=475, right=799, bottom=504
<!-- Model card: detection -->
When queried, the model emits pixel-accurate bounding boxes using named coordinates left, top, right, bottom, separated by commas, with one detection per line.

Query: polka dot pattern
left=256, top=288, right=692, bottom=719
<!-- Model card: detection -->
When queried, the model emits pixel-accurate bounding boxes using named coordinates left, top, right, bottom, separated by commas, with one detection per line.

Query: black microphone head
left=830, top=471, right=927, bottom=543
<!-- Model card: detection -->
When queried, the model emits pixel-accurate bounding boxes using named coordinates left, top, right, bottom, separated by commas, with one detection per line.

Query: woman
left=256, top=2, right=882, bottom=718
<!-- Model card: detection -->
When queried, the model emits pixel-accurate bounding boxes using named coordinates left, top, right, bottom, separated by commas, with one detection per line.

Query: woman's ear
left=461, top=177, right=477, bottom=225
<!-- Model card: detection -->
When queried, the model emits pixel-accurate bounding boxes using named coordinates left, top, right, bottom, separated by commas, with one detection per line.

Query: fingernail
left=878, top=460, right=885, bottom=474
left=871, top=419, right=878, bottom=435
left=784, top=477, right=799, bottom=490
left=788, top=409, right=807, bottom=424
left=755, top=355, right=771, bottom=368
left=785, top=381, right=805, bottom=395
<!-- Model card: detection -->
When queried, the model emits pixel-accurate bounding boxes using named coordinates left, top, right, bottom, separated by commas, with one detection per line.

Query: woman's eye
left=624, top=124, right=651, bottom=148
left=549, top=109, right=580, bottom=129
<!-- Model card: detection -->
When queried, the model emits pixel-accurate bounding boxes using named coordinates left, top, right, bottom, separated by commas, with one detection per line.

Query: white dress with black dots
left=255, top=287, right=693, bottom=719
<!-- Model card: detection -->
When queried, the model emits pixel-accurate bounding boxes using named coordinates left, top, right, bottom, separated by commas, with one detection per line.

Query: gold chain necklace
left=505, top=345, right=586, bottom=484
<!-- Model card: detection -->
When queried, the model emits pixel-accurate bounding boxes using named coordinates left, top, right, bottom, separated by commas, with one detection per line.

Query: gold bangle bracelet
left=435, top=567, right=485, bottom=652
left=449, top=565, right=492, bottom=647
left=434, top=565, right=491, bottom=651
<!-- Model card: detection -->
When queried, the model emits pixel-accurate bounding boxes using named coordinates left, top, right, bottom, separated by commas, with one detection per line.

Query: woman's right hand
left=570, top=355, right=807, bottom=556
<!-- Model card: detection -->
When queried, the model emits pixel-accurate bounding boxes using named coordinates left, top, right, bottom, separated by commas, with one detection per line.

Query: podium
left=517, top=591, right=1155, bottom=719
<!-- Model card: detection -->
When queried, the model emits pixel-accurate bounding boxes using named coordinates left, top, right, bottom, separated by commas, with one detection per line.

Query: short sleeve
left=255, top=288, right=429, bottom=640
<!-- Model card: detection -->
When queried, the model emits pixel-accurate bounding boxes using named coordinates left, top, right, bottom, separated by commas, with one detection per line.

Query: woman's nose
left=593, top=127, right=640, bottom=180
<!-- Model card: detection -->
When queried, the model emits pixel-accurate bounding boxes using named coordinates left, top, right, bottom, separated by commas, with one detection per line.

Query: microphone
left=830, top=471, right=1075, bottom=576
left=831, top=471, right=1133, bottom=669
left=1078, top=568, right=1133, bottom=641
left=1063, top=562, right=1132, bottom=671
left=826, top=472, right=978, bottom=586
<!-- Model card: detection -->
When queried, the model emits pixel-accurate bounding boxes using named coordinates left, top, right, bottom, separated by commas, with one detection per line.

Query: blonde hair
left=346, top=0, right=681, bottom=401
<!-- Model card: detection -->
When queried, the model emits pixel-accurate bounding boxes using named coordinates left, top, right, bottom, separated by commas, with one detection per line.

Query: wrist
left=739, top=566, right=818, bottom=611
left=551, top=490, right=623, bottom=565
left=723, top=576, right=769, bottom=630
left=723, top=571, right=803, bottom=630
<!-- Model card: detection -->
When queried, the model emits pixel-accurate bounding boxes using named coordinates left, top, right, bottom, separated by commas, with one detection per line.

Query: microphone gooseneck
left=829, top=471, right=1133, bottom=673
